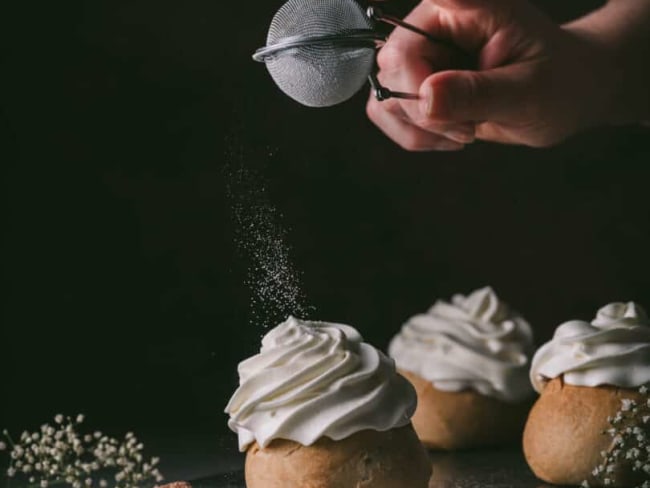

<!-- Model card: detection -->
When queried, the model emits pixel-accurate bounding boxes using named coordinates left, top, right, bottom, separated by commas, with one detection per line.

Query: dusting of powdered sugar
left=225, top=136, right=313, bottom=329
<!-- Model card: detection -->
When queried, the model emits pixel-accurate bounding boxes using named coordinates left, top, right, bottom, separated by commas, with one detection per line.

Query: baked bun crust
left=400, top=369, right=532, bottom=450
left=245, top=424, right=431, bottom=488
left=523, top=377, right=646, bottom=486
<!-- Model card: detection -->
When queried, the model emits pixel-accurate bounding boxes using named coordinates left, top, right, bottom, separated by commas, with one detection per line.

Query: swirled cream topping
left=225, top=316, right=416, bottom=451
left=388, top=287, right=534, bottom=403
left=530, top=302, right=650, bottom=393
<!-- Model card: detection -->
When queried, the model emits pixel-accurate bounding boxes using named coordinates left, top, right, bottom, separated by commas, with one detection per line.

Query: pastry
left=524, top=302, right=650, bottom=487
left=225, top=316, right=432, bottom=488
left=389, top=286, right=535, bottom=449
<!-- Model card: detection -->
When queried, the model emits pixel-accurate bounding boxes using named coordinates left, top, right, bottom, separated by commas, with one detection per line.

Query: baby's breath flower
left=622, top=399, right=637, bottom=411
left=1, top=414, right=163, bottom=488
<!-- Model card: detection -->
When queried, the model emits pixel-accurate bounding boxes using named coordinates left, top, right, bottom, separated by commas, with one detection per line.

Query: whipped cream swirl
left=389, top=287, right=534, bottom=403
left=225, top=316, right=416, bottom=451
left=530, top=302, right=650, bottom=393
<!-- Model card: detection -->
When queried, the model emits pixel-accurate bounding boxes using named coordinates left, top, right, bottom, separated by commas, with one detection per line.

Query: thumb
left=419, top=66, right=531, bottom=123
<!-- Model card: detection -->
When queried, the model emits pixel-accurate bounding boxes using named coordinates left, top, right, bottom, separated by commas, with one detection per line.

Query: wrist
left=556, top=24, right=619, bottom=133
left=563, top=1, right=650, bottom=127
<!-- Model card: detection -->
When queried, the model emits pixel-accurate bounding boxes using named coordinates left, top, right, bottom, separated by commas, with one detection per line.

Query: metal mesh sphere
left=264, top=0, right=376, bottom=107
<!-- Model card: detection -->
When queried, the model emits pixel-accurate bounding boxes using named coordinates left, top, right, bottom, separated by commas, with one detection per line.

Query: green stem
left=3, top=432, right=16, bottom=450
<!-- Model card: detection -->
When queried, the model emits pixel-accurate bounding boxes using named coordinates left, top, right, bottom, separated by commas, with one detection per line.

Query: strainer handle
left=367, top=6, right=455, bottom=51
left=368, top=73, right=419, bottom=101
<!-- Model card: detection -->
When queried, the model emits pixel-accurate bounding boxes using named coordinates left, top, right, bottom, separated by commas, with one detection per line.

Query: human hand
left=366, top=0, right=615, bottom=150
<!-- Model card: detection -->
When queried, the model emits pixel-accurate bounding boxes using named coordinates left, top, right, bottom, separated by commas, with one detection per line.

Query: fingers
left=367, top=0, right=516, bottom=150
left=371, top=2, right=472, bottom=151
left=418, top=64, right=531, bottom=123
left=367, top=95, right=468, bottom=151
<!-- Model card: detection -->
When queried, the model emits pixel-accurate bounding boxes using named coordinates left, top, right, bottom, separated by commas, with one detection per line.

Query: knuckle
left=461, top=72, right=483, bottom=113
left=376, top=41, right=407, bottom=71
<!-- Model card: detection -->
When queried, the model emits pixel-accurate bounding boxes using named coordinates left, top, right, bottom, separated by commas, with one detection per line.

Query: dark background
left=2, top=0, right=649, bottom=481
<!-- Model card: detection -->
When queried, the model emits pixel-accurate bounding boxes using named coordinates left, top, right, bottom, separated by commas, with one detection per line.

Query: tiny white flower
left=581, top=481, right=590, bottom=488
left=85, top=477, right=92, bottom=486
left=73, top=482, right=82, bottom=488
left=54, top=414, right=64, bottom=424
left=7, top=467, right=16, bottom=477
left=0, top=441, right=6, bottom=451
left=604, top=478, right=612, bottom=486
left=76, top=414, right=85, bottom=424
left=99, top=479, right=108, bottom=487
left=40, top=480, right=48, bottom=488
left=621, top=399, right=636, bottom=411
left=93, top=431, right=102, bottom=439
left=640, top=385, right=648, bottom=394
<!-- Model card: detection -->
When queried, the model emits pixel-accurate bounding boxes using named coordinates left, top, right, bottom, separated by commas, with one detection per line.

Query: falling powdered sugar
left=225, top=137, right=313, bottom=329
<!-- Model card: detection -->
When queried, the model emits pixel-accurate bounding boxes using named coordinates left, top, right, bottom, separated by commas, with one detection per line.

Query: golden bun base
left=523, top=377, right=645, bottom=487
left=400, top=369, right=532, bottom=450
left=245, top=424, right=431, bottom=488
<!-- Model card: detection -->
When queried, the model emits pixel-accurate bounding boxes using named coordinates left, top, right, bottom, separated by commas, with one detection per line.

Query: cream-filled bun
left=524, top=302, right=650, bottom=487
left=225, top=316, right=432, bottom=488
left=389, top=286, right=535, bottom=449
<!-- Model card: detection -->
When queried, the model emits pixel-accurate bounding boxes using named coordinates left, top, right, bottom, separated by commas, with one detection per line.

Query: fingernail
left=420, top=85, right=434, bottom=117
left=442, top=130, right=475, bottom=144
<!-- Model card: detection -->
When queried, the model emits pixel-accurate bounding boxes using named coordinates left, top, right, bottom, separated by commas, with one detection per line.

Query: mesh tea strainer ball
left=253, top=0, right=446, bottom=108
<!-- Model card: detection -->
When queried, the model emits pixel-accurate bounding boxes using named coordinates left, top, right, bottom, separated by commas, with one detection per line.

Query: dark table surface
left=186, top=447, right=550, bottom=487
